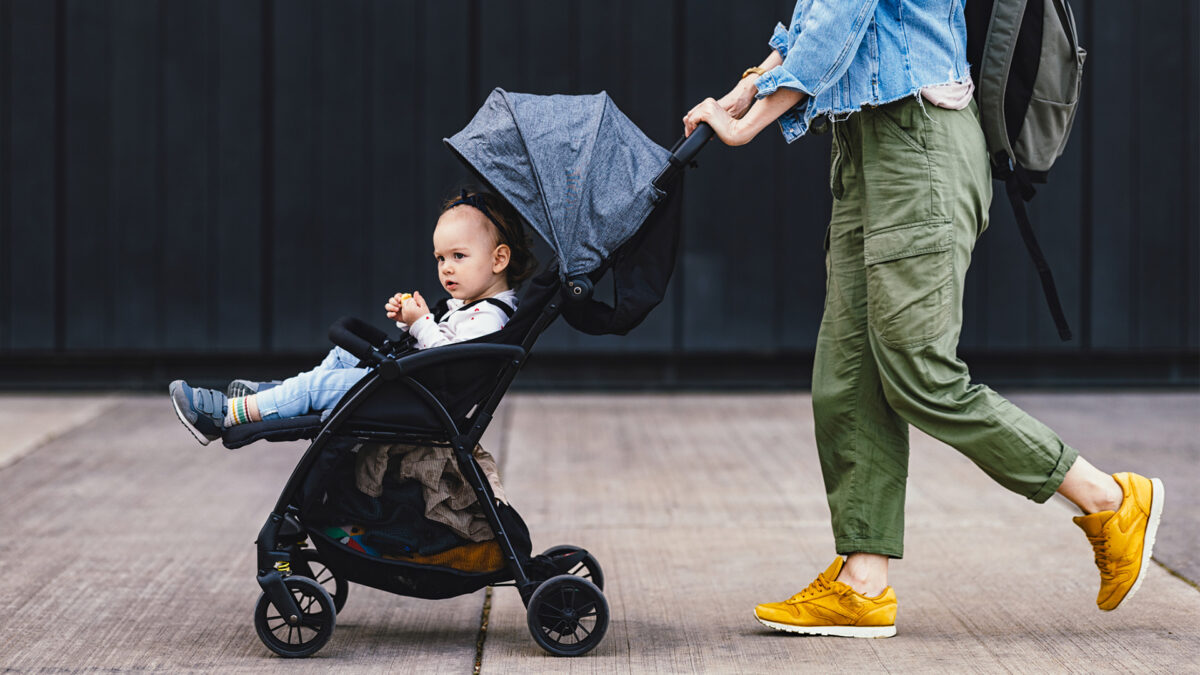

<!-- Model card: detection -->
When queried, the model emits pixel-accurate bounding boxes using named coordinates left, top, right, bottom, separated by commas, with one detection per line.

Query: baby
left=169, top=190, right=535, bottom=446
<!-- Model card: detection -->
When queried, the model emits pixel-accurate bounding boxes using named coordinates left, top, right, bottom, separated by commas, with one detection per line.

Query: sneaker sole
left=169, top=383, right=212, bottom=447
left=1107, top=477, right=1164, bottom=611
left=755, top=615, right=896, bottom=638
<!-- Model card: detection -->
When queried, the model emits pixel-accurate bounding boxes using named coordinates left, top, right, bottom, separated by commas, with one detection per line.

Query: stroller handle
left=653, top=122, right=713, bottom=191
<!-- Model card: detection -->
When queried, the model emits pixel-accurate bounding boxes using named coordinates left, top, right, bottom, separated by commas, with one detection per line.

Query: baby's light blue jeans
left=253, top=346, right=367, bottom=420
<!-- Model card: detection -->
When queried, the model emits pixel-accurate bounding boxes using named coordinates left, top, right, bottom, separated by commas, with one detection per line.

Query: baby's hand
left=400, top=291, right=430, bottom=325
left=385, top=292, right=413, bottom=321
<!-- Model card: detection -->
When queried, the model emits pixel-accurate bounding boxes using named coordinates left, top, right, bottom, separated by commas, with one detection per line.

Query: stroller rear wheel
left=526, top=574, right=609, bottom=657
left=295, top=547, right=349, bottom=613
left=254, top=576, right=336, bottom=658
left=540, top=545, right=605, bottom=590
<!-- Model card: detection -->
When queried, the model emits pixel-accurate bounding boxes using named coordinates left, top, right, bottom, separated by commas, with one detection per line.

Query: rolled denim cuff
left=754, top=64, right=812, bottom=99
left=768, top=21, right=790, bottom=58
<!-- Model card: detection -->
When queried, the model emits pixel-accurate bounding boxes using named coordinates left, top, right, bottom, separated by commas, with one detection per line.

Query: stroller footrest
left=223, top=415, right=324, bottom=449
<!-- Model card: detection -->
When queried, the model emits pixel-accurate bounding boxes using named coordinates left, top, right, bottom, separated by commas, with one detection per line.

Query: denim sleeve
left=755, top=0, right=878, bottom=100
left=768, top=21, right=791, bottom=59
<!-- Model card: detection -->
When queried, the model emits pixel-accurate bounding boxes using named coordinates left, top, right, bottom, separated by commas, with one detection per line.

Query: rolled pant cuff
left=834, top=537, right=905, bottom=560
left=1028, top=443, right=1079, bottom=503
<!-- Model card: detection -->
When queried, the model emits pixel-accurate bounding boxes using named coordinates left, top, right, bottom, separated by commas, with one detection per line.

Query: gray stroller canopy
left=444, top=88, right=670, bottom=280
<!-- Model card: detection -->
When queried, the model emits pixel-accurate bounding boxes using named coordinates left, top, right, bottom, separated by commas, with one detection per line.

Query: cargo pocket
left=865, top=219, right=953, bottom=349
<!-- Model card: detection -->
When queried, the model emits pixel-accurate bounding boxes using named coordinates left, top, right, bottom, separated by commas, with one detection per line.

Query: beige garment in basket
left=353, top=443, right=507, bottom=542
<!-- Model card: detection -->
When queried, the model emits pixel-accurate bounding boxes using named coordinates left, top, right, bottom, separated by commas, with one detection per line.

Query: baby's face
left=432, top=206, right=508, bottom=303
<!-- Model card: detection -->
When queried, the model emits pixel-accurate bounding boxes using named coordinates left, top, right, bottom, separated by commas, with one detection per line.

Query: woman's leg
left=814, top=113, right=911, bottom=564
left=859, top=99, right=1078, bottom=504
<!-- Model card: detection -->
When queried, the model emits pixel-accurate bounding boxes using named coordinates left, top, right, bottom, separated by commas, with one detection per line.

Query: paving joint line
left=1152, top=557, right=1199, bottom=592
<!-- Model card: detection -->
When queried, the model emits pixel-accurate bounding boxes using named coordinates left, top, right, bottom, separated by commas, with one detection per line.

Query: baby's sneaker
left=226, top=379, right=282, bottom=398
left=169, top=380, right=227, bottom=446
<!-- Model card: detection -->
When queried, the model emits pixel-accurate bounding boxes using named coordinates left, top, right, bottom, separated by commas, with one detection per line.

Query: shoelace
left=788, top=574, right=839, bottom=604
left=1085, top=534, right=1114, bottom=579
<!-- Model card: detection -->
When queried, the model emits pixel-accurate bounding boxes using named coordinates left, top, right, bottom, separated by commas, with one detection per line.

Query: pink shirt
left=920, top=77, right=975, bottom=110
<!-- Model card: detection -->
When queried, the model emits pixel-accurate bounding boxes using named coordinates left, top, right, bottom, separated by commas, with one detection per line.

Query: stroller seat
left=222, top=268, right=562, bottom=451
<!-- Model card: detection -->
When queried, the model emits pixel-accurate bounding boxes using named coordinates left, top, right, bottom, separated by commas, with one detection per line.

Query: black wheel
left=540, top=545, right=605, bottom=590
left=295, top=547, right=348, bottom=613
left=526, top=574, right=609, bottom=657
left=254, top=576, right=336, bottom=658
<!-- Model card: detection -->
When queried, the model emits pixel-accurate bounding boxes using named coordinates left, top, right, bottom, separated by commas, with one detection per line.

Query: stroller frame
left=246, top=123, right=713, bottom=659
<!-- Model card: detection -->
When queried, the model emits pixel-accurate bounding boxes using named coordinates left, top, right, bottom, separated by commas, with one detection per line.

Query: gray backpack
left=966, top=0, right=1087, bottom=341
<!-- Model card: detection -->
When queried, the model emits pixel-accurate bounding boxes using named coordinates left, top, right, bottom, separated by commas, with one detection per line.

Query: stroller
left=231, top=89, right=713, bottom=658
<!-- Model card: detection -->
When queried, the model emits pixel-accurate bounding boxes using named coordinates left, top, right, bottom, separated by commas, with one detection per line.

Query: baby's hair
left=441, top=188, right=537, bottom=286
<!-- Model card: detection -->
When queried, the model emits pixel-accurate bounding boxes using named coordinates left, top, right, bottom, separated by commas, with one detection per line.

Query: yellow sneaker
left=753, top=558, right=897, bottom=638
left=1073, top=472, right=1164, bottom=611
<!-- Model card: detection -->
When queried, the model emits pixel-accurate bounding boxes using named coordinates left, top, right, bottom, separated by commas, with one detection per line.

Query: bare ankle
left=837, top=554, right=889, bottom=597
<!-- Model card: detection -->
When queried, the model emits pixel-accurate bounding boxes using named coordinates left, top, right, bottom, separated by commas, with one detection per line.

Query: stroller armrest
left=329, top=316, right=391, bottom=365
left=391, top=343, right=525, bottom=378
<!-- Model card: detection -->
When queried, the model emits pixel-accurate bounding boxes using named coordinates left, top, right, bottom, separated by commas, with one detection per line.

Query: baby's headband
left=449, top=189, right=505, bottom=235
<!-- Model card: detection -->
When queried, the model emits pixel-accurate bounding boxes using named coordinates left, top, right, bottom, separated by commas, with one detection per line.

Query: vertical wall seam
left=311, top=0, right=321, bottom=338
left=53, top=0, right=65, bottom=351
left=1, top=0, right=12, bottom=349
left=413, top=0, right=424, bottom=300
left=260, top=0, right=275, bottom=351
left=1079, top=3, right=1093, bottom=352
left=1184, top=0, right=1197, bottom=348
left=104, top=5, right=114, bottom=347
left=1129, top=6, right=1140, bottom=348
left=567, top=0, right=579, bottom=93
left=154, top=1, right=166, bottom=348
left=206, top=0, right=219, bottom=346
left=670, top=0, right=685, bottom=364
left=363, top=1, right=373, bottom=306
left=468, top=0, right=480, bottom=106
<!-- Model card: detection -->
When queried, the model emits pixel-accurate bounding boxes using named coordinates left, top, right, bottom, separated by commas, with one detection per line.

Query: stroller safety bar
left=329, top=316, right=390, bottom=364
left=330, top=315, right=524, bottom=380
left=389, top=343, right=525, bottom=378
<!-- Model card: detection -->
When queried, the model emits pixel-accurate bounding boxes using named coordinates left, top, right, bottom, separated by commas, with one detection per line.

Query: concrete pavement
left=0, top=391, right=1196, bottom=673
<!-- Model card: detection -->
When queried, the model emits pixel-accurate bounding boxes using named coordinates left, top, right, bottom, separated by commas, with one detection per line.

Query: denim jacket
left=754, top=0, right=971, bottom=143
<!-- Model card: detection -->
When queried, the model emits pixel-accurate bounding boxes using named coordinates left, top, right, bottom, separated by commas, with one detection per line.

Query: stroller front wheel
left=294, top=547, right=349, bottom=613
left=253, top=576, right=336, bottom=658
left=526, top=574, right=609, bottom=657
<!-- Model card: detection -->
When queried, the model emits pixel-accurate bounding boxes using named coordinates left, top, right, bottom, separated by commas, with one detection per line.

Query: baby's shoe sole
left=755, top=615, right=896, bottom=638
left=1108, top=477, right=1164, bottom=611
left=169, top=381, right=213, bottom=447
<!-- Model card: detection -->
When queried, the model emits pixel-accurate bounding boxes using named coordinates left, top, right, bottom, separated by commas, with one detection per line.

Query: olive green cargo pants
left=814, top=97, right=1078, bottom=559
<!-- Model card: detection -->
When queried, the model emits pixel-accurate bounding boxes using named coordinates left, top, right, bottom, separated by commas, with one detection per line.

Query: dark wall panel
left=0, top=0, right=1196, bottom=384
left=4, top=0, right=57, bottom=350
left=62, top=0, right=113, bottom=350
left=1087, top=0, right=1135, bottom=351
left=162, top=0, right=212, bottom=351
left=213, top=0, right=264, bottom=352
left=110, top=0, right=158, bottom=350
left=270, top=0, right=319, bottom=351
left=1134, top=0, right=1190, bottom=350
left=366, top=1, right=418, bottom=343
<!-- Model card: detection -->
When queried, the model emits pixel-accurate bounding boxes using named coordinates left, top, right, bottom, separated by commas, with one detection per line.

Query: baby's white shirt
left=398, top=289, right=518, bottom=349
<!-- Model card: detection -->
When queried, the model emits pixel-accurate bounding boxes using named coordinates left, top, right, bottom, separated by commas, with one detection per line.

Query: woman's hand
left=683, top=98, right=752, bottom=146
left=717, top=78, right=758, bottom=120
left=399, top=291, right=430, bottom=325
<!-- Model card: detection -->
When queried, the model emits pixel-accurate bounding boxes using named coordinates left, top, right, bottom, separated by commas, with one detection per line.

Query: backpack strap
left=1005, top=166, right=1072, bottom=341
